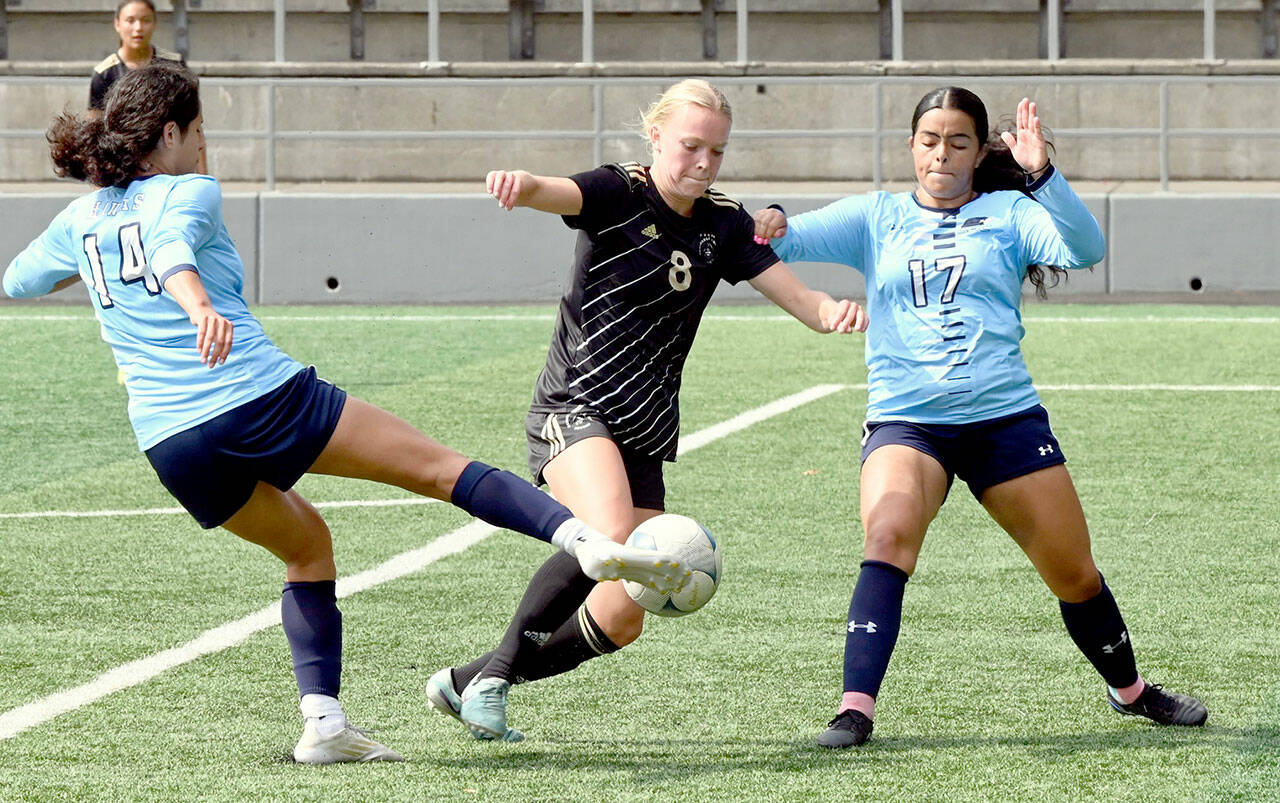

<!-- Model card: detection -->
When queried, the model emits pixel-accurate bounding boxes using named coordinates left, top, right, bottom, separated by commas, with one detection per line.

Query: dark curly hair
left=911, top=86, right=1074, bottom=299
left=47, top=61, right=200, bottom=187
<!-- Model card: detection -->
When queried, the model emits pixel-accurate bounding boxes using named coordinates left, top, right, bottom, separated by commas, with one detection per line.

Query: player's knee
left=281, top=503, right=335, bottom=568
left=1051, top=564, right=1102, bottom=603
left=861, top=521, right=923, bottom=571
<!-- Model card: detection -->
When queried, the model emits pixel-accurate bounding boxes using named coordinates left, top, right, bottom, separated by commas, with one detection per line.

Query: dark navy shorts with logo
left=526, top=408, right=667, bottom=511
left=860, top=404, right=1066, bottom=500
left=145, top=366, right=347, bottom=529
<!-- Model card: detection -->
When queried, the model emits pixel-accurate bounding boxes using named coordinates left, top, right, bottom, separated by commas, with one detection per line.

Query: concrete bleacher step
left=1, top=1, right=1276, bottom=62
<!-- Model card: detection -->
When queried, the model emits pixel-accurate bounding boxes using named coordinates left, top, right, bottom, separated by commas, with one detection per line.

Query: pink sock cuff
left=1110, top=675, right=1145, bottom=705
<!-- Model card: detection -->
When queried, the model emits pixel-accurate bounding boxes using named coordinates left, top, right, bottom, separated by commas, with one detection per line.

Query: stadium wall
left=4, top=67, right=1280, bottom=182
left=3, top=191, right=1276, bottom=303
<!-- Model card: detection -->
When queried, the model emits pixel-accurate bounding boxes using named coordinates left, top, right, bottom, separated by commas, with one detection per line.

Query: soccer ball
left=623, top=513, right=721, bottom=617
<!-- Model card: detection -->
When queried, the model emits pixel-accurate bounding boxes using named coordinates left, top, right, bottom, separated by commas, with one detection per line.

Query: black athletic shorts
left=145, top=366, right=347, bottom=529
left=526, top=408, right=667, bottom=510
left=859, top=404, right=1066, bottom=500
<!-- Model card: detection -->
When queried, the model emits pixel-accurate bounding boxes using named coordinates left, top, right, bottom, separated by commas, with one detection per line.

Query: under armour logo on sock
left=848, top=620, right=878, bottom=634
left=1102, top=630, right=1128, bottom=654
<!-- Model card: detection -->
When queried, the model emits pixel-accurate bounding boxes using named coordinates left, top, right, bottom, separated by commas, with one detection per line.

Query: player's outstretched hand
left=821, top=298, right=869, bottom=334
left=193, top=308, right=234, bottom=367
left=752, top=207, right=788, bottom=244
left=486, top=169, right=534, bottom=211
left=999, top=97, right=1051, bottom=177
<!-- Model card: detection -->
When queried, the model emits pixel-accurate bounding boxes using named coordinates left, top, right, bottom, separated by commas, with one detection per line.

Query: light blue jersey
left=771, top=168, right=1104, bottom=424
left=4, top=174, right=302, bottom=450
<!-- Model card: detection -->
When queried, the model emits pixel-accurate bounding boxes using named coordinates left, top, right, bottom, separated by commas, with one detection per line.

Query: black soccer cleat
left=1108, top=682, right=1208, bottom=726
left=816, top=709, right=874, bottom=748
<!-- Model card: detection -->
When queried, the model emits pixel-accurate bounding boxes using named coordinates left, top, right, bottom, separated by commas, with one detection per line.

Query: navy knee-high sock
left=843, top=560, right=909, bottom=698
left=1059, top=576, right=1139, bottom=689
left=281, top=580, right=342, bottom=698
left=451, top=461, right=571, bottom=543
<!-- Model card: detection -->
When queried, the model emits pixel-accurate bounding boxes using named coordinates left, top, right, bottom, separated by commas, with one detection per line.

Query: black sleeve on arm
left=561, top=164, right=634, bottom=234
left=721, top=208, right=782, bottom=285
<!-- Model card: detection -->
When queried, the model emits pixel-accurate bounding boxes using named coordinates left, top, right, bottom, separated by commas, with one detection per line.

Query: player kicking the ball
left=3, top=62, right=690, bottom=764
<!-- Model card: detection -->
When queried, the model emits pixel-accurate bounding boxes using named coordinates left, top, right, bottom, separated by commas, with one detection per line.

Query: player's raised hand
left=752, top=207, right=788, bottom=244
left=486, top=169, right=534, bottom=210
left=820, top=298, right=869, bottom=334
left=999, top=98, right=1050, bottom=176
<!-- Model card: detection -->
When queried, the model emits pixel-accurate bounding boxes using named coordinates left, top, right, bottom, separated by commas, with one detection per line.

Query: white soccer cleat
left=574, top=539, right=691, bottom=595
left=293, top=716, right=404, bottom=764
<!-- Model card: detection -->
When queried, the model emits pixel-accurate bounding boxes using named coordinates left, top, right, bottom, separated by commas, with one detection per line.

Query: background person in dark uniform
left=426, top=79, right=869, bottom=742
left=89, top=0, right=182, bottom=111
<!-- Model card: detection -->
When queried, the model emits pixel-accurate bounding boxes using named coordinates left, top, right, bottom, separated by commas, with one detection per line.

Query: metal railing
left=1, top=1, right=1277, bottom=64
left=4, top=73, right=1279, bottom=191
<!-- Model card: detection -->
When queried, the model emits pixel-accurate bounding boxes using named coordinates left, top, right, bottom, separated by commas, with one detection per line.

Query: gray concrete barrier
left=4, top=187, right=1274, bottom=305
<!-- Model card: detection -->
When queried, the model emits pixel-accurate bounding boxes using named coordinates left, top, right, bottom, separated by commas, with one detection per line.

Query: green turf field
left=0, top=303, right=1276, bottom=802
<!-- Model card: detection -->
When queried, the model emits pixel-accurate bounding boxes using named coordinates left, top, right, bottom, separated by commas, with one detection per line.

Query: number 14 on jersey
left=82, top=222, right=161, bottom=308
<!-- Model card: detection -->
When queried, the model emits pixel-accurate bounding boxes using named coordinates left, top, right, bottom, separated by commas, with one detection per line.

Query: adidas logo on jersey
left=641, top=224, right=659, bottom=240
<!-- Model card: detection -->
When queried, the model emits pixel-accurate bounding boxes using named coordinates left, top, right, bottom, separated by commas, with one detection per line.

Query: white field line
left=0, top=384, right=850, bottom=742
left=0, top=496, right=441, bottom=521
left=0, top=313, right=1278, bottom=324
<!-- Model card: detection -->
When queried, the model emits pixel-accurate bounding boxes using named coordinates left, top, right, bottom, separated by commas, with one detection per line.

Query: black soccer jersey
left=531, top=162, right=779, bottom=461
left=89, top=48, right=184, bottom=110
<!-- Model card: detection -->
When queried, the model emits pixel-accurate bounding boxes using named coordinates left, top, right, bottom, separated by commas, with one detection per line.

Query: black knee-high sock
left=452, top=653, right=492, bottom=693
left=514, top=605, right=620, bottom=682
left=477, top=550, right=599, bottom=682
left=1059, top=575, right=1139, bottom=689
left=450, top=461, right=572, bottom=543
left=281, top=581, right=342, bottom=698
left=452, top=604, right=620, bottom=692
left=843, top=560, right=909, bottom=698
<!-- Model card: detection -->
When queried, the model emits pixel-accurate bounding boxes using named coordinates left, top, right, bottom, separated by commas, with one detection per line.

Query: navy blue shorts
left=145, top=366, right=347, bottom=529
left=859, top=405, right=1066, bottom=500
left=526, top=409, right=667, bottom=511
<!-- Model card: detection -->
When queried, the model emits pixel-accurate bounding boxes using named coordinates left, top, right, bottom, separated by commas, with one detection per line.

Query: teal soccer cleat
left=459, top=675, right=525, bottom=742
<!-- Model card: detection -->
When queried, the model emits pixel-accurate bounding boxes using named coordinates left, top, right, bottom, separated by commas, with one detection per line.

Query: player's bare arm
left=162, top=268, right=233, bottom=367
left=748, top=261, right=867, bottom=334
left=485, top=170, right=583, bottom=215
